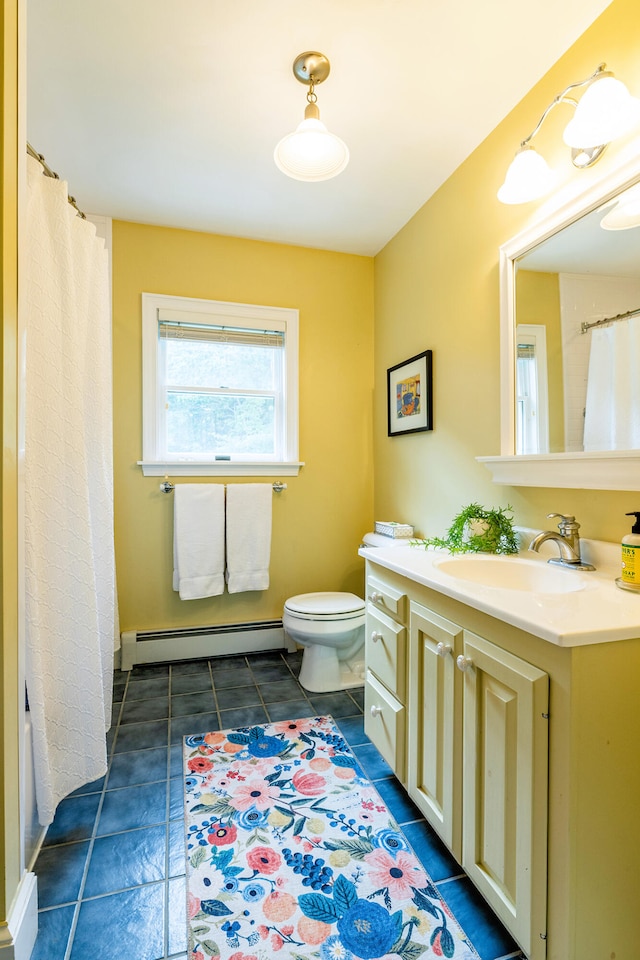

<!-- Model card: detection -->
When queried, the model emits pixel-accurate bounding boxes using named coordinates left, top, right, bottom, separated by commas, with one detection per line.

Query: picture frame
left=387, top=350, right=433, bottom=436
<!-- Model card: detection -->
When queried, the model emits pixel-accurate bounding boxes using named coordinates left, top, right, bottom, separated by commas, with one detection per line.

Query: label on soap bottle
left=621, top=543, right=640, bottom=583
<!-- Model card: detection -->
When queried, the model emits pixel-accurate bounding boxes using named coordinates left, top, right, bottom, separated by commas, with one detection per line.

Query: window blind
left=158, top=320, right=284, bottom=348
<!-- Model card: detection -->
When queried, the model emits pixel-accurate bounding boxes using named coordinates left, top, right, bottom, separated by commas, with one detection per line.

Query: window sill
left=138, top=460, right=304, bottom=478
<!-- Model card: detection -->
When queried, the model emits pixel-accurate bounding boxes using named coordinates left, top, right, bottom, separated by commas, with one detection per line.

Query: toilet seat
left=284, top=592, right=365, bottom=621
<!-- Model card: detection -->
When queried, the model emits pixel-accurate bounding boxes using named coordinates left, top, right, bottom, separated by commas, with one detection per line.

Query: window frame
left=139, top=293, right=301, bottom=477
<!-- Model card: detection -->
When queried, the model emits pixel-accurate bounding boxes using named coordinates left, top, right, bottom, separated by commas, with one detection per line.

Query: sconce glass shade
left=274, top=116, right=349, bottom=182
left=563, top=75, right=640, bottom=148
left=497, top=146, right=556, bottom=204
left=600, top=183, right=640, bottom=230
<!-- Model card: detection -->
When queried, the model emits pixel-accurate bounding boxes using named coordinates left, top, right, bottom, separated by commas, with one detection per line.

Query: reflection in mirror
left=514, top=182, right=640, bottom=454
left=515, top=324, right=549, bottom=454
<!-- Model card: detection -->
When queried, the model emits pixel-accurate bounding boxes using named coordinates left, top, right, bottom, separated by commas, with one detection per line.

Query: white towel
left=226, top=483, right=272, bottom=593
left=173, top=484, right=225, bottom=600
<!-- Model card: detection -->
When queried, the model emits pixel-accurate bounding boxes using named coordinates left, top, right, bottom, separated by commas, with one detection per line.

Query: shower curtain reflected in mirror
left=584, top=315, right=640, bottom=452
left=24, top=155, right=118, bottom=826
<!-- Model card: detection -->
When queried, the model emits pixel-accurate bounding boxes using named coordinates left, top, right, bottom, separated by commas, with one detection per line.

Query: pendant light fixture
left=274, top=52, right=349, bottom=182
left=498, top=64, right=640, bottom=205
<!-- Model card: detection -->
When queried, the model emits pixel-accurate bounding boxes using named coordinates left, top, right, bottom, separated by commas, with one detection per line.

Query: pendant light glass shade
left=497, top=146, right=556, bottom=204
left=274, top=51, right=349, bottom=183
left=563, top=75, right=640, bottom=148
left=274, top=115, right=349, bottom=182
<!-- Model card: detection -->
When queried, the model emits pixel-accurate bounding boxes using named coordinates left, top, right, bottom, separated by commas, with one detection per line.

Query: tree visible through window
left=141, top=294, right=299, bottom=473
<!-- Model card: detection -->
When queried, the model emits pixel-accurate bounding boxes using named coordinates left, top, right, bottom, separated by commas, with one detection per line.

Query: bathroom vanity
left=360, top=542, right=640, bottom=960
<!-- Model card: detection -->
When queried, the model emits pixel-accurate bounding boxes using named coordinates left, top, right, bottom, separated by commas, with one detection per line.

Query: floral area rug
left=184, top=715, right=478, bottom=960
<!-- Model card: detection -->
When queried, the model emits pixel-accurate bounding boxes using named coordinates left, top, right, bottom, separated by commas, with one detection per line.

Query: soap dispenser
left=617, top=512, right=640, bottom=592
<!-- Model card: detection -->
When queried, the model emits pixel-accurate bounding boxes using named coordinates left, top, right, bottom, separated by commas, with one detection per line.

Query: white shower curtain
left=583, top=316, right=640, bottom=452
left=24, top=155, right=118, bottom=826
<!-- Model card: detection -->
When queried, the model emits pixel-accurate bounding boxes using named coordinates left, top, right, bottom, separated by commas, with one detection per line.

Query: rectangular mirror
left=478, top=151, right=640, bottom=489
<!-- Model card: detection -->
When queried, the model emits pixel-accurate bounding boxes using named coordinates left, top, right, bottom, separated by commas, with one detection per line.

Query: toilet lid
left=285, top=592, right=365, bottom=617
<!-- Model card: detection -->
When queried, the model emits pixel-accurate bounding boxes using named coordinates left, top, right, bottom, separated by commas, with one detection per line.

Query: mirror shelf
left=480, top=149, right=640, bottom=490
left=478, top=451, right=640, bottom=491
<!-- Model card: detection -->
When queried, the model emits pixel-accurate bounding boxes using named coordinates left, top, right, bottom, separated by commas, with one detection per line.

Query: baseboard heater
left=120, top=619, right=294, bottom=671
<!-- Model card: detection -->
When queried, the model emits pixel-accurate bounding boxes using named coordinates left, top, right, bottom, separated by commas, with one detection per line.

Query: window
left=140, top=293, right=300, bottom=476
left=515, top=324, right=549, bottom=455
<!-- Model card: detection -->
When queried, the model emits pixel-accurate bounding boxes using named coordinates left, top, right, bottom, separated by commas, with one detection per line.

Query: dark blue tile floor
left=32, top=650, right=525, bottom=960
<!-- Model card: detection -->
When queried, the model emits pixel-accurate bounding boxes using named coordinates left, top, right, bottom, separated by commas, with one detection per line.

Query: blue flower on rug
left=184, top=715, right=478, bottom=960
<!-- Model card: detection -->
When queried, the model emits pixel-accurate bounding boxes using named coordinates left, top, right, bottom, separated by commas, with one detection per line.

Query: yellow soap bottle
left=618, top=512, right=640, bottom=592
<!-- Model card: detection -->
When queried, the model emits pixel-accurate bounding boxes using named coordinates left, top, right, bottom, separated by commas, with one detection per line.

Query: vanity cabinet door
left=407, top=602, right=464, bottom=861
left=460, top=630, right=549, bottom=960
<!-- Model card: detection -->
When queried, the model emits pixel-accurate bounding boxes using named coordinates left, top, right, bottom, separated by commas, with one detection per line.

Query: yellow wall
left=515, top=270, right=564, bottom=452
left=373, top=0, right=640, bottom=545
left=0, top=0, right=21, bottom=934
left=112, top=222, right=374, bottom=632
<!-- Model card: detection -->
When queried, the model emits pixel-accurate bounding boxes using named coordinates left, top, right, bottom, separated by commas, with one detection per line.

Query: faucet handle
left=547, top=513, right=580, bottom=537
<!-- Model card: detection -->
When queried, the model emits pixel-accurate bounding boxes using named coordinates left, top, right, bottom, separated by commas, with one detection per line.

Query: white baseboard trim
left=0, top=871, right=38, bottom=959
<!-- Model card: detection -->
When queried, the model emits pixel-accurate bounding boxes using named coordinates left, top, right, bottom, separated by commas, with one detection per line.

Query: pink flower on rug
left=187, top=756, right=213, bottom=773
left=246, top=846, right=282, bottom=875
left=297, top=916, right=332, bottom=945
left=187, top=893, right=201, bottom=918
left=271, top=933, right=284, bottom=951
left=204, top=732, right=225, bottom=746
left=431, top=930, right=444, bottom=956
left=228, top=953, right=257, bottom=960
left=273, top=718, right=315, bottom=738
left=207, top=822, right=238, bottom=846
left=262, top=891, right=297, bottom=922
left=364, top=848, right=427, bottom=899
left=292, top=771, right=326, bottom=796
left=309, top=757, right=332, bottom=771
left=228, top=777, right=273, bottom=810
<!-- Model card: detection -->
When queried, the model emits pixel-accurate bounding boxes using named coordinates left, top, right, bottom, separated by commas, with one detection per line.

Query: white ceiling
left=26, top=0, right=613, bottom=256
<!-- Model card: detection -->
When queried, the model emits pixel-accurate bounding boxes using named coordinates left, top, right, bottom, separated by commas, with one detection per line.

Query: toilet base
left=298, top=643, right=365, bottom=694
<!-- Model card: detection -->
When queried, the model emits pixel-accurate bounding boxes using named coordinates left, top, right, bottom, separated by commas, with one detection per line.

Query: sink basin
left=434, top=554, right=590, bottom=594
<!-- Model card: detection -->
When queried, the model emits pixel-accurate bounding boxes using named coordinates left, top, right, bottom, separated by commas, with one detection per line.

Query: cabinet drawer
left=366, top=606, right=406, bottom=700
left=364, top=671, right=405, bottom=781
left=366, top=575, right=407, bottom=623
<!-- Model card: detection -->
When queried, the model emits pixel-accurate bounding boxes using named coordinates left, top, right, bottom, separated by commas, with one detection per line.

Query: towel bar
left=159, top=480, right=287, bottom=494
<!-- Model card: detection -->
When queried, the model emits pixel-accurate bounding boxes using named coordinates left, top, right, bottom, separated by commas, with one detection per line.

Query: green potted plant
left=414, top=502, right=519, bottom=555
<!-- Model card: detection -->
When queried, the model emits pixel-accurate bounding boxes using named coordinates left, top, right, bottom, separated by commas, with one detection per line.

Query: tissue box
left=374, top=521, right=414, bottom=538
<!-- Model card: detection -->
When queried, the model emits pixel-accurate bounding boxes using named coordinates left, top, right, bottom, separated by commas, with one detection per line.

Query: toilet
left=283, top=592, right=366, bottom=693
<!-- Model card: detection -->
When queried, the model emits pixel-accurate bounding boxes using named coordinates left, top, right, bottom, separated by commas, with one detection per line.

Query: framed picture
left=387, top=350, right=433, bottom=436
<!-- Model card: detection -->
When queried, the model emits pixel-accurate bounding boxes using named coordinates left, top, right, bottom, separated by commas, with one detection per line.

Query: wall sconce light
left=498, top=64, right=640, bottom=205
left=274, top=51, right=349, bottom=182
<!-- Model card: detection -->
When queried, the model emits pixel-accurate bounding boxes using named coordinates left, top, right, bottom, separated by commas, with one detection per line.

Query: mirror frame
left=478, top=150, right=640, bottom=490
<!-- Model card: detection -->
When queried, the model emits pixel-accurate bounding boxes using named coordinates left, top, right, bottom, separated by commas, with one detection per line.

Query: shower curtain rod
left=26, top=142, right=86, bottom=219
left=581, top=305, right=640, bottom=334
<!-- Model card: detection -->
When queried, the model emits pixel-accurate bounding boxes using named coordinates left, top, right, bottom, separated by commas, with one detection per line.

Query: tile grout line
left=60, top=668, right=131, bottom=960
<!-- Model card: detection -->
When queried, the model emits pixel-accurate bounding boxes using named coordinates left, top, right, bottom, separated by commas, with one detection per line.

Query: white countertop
left=359, top=537, right=640, bottom=647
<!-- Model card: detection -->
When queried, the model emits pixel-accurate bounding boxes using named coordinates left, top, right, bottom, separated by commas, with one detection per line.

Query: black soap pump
left=617, top=512, right=640, bottom=592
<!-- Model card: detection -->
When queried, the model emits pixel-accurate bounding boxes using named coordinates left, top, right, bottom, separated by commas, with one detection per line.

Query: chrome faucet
left=528, top=513, right=595, bottom=570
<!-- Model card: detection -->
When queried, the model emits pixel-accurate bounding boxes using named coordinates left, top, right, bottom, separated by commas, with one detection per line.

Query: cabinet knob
left=370, top=705, right=383, bottom=718
left=369, top=591, right=383, bottom=604
left=371, top=630, right=383, bottom=643
left=456, top=655, right=473, bottom=672
left=435, top=642, right=451, bottom=658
